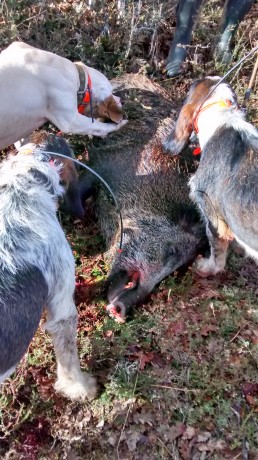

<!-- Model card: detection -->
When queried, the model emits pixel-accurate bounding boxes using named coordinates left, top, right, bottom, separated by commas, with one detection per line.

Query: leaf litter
left=1, top=1, right=258, bottom=458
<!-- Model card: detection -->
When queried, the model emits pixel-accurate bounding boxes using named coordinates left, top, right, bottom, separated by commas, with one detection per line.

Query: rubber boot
left=215, top=0, right=254, bottom=62
left=166, top=0, right=204, bottom=77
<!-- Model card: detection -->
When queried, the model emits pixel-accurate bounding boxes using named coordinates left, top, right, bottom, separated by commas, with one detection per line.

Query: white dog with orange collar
left=0, top=41, right=127, bottom=149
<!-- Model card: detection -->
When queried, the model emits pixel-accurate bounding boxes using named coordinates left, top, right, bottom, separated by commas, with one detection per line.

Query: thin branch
left=229, top=321, right=248, bottom=343
left=157, top=436, right=174, bottom=457
left=116, top=359, right=141, bottom=459
left=150, top=384, right=200, bottom=393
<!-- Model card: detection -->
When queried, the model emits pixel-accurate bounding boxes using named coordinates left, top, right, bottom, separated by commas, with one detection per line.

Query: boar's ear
left=59, top=159, right=85, bottom=218
left=163, top=103, right=195, bottom=155
left=78, top=173, right=96, bottom=203
left=98, top=95, right=123, bottom=123
left=62, top=185, right=85, bottom=218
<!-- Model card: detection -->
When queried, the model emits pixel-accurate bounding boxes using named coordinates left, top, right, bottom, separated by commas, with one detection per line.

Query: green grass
left=1, top=1, right=258, bottom=458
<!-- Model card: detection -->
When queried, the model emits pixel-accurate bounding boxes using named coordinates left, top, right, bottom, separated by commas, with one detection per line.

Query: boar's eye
left=165, top=245, right=179, bottom=260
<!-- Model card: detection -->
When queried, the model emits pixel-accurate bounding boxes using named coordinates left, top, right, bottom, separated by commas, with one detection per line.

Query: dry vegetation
left=1, top=1, right=258, bottom=459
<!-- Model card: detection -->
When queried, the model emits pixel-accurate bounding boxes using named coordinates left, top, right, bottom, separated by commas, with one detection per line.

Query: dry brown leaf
left=133, top=410, right=154, bottom=426
left=196, top=432, right=211, bottom=443
left=182, top=425, right=196, bottom=440
left=200, top=324, right=218, bottom=336
left=164, top=423, right=185, bottom=442
left=137, top=351, right=155, bottom=370
left=125, top=430, right=141, bottom=451
left=246, top=394, right=258, bottom=406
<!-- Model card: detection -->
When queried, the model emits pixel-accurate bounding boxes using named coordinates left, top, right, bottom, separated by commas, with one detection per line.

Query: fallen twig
left=150, top=384, right=200, bottom=393
left=116, top=358, right=141, bottom=459
left=229, top=321, right=249, bottom=343
left=157, top=436, right=175, bottom=458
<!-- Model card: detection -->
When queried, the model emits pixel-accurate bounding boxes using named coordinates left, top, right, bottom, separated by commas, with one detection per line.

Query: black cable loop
left=35, top=149, right=124, bottom=251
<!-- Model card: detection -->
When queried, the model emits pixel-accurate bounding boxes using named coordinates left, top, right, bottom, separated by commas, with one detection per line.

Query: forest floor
left=1, top=1, right=258, bottom=459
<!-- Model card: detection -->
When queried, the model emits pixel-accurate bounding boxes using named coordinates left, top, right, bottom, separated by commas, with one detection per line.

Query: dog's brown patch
left=23, top=131, right=79, bottom=191
left=217, top=217, right=234, bottom=241
left=59, top=157, right=78, bottom=191
left=98, top=95, right=123, bottom=123
left=174, top=79, right=219, bottom=145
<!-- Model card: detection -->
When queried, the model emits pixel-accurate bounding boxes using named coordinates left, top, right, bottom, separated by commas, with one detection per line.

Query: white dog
left=0, top=41, right=127, bottom=149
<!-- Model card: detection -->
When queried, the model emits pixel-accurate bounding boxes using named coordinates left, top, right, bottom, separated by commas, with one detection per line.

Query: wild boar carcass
left=79, top=74, right=206, bottom=322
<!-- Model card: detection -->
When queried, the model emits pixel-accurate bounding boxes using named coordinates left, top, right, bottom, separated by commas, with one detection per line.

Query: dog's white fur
left=0, top=41, right=127, bottom=149
left=196, top=83, right=257, bottom=150
left=164, top=77, right=258, bottom=278
left=190, top=82, right=258, bottom=274
left=0, top=153, right=96, bottom=400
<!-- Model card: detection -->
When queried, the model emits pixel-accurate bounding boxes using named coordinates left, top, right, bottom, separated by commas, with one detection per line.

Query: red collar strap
left=192, top=99, right=235, bottom=156
left=193, top=99, right=233, bottom=134
left=192, top=146, right=202, bottom=156
left=75, top=63, right=92, bottom=115
left=78, top=75, right=92, bottom=114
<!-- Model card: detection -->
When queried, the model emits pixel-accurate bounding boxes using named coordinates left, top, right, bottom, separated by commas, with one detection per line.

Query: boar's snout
left=106, top=269, right=148, bottom=322
left=106, top=301, right=127, bottom=323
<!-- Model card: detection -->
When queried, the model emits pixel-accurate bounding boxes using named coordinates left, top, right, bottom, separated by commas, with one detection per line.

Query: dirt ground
left=1, top=1, right=258, bottom=459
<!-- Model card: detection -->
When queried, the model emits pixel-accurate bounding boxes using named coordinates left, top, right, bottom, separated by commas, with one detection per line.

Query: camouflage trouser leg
left=215, top=0, right=255, bottom=61
left=166, top=0, right=204, bottom=77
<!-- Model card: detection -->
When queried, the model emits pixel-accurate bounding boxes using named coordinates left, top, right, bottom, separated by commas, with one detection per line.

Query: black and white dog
left=0, top=134, right=96, bottom=400
left=163, top=76, right=258, bottom=276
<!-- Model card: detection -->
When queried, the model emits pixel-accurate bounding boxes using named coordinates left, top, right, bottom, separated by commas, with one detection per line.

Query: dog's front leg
left=45, top=310, right=97, bottom=401
left=196, top=221, right=229, bottom=277
left=49, top=111, right=127, bottom=138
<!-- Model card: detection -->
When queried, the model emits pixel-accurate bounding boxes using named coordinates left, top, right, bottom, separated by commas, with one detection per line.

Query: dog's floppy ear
left=163, top=103, right=195, bottom=155
left=98, top=95, right=123, bottom=123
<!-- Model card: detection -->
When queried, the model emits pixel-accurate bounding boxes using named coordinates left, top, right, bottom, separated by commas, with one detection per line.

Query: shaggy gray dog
left=0, top=142, right=96, bottom=400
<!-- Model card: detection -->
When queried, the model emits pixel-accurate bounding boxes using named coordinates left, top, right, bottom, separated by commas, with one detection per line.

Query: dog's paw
left=117, top=119, right=128, bottom=128
left=55, top=373, right=97, bottom=401
left=107, top=119, right=128, bottom=134
left=93, top=119, right=128, bottom=137
left=195, top=256, right=223, bottom=277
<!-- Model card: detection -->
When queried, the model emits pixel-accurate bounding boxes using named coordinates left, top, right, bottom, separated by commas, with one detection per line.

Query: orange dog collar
left=78, top=74, right=92, bottom=114
left=75, top=63, right=92, bottom=115
left=193, top=99, right=232, bottom=134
